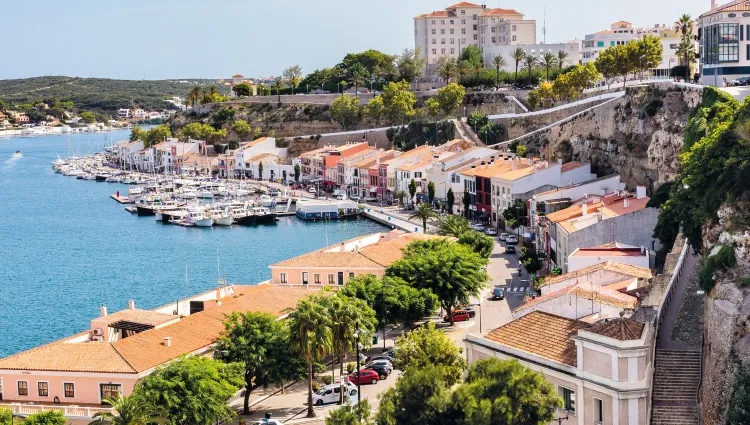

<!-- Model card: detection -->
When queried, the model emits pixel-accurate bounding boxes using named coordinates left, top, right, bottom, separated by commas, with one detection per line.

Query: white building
left=568, top=243, right=651, bottom=272
left=698, top=0, right=750, bottom=85
left=425, top=146, right=499, bottom=202
left=414, top=2, right=536, bottom=73
left=482, top=41, right=582, bottom=72
left=133, top=109, right=148, bottom=119
left=117, top=109, right=131, bottom=119
left=233, top=137, right=289, bottom=178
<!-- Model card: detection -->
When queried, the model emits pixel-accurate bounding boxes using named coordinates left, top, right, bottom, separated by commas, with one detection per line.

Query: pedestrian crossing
left=507, top=286, right=529, bottom=295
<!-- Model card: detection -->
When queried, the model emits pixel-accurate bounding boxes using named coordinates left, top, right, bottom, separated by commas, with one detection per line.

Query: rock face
left=512, top=84, right=702, bottom=189
left=700, top=203, right=750, bottom=424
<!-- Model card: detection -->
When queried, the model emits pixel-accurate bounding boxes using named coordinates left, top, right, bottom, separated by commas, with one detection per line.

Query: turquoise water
left=0, top=131, right=387, bottom=357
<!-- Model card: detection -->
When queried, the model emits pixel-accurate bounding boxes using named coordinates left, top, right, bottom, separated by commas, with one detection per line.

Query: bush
left=727, top=363, right=750, bottom=424
left=312, top=382, right=320, bottom=393
left=346, top=362, right=356, bottom=374
left=698, top=245, right=737, bottom=292
left=739, top=277, right=750, bottom=288
left=322, top=375, right=333, bottom=385
left=641, top=99, right=664, bottom=117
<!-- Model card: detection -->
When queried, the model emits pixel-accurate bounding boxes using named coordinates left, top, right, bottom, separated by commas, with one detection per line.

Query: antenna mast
left=543, top=7, right=547, bottom=44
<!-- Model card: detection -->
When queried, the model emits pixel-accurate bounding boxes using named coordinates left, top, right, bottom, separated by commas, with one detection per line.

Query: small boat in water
left=13, top=151, right=22, bottom=157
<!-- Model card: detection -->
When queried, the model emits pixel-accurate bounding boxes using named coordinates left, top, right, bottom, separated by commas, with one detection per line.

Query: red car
left=443, top=310, right=471, bottom=322
left=348, top=369, right=380, bottom=385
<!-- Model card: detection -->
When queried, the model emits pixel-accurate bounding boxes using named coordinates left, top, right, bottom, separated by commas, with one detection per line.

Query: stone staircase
left=651, top=349, right=701, bottom=425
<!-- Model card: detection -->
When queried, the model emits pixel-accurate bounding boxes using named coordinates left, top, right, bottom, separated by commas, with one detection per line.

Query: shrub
left=698, top=245, right=737, bottom=292
left=346, top=362, right=356, bottom=374
left=740, top=277, right=750, bottom=288
left=322, top=375, right=333, bottom=385
left=312, top=382, right=320, bottom=393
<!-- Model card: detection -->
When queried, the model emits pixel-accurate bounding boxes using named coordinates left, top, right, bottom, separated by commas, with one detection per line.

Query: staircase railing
left=697, top=334, right=705, bottom=425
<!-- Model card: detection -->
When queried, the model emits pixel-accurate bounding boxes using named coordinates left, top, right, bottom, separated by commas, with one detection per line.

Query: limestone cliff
left=511, top=84, right=702, bottom=189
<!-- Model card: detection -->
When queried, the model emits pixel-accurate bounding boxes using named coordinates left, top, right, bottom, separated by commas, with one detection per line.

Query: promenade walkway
left=361, top=206, right=437, bottom=234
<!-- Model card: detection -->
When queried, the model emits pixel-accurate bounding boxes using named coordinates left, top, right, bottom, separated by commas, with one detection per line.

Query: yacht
left=230, top=202, right=255, bottom=225
left=12, top=151, right=22, bottom=157
left=209, top=206, right=233, bottom=226
left=249, top=205, right=276, bottom=224
left=190, top=209, right=214, bottom=227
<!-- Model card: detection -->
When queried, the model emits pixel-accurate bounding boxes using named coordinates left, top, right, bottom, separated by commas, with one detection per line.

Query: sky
left=0, top=0, right=709, bottom=80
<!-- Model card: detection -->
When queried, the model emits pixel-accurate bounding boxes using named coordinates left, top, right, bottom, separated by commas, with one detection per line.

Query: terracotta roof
left=383, top=145, right=431, bottom=165
left=245, top=153, right=280, bottom=164
left=445, top=2, right=481, bottom=9
left=601, top=197, right=650, bottom=218
left=701, top=0, right=750, bottom=17
left=0, top=338, right=136, bottom=373
left=515, top=283, right=638, bottom=313
left=270, top=250, right=383, bottom=268
left=543, top=261, right=652, bottom=286
left=570, top=247, right=645, bottom=257
left=400, top=157, right=434, bottom=172
left=461, top=161, right=515, bottom=178
left=417, top=10, right=451, bottom=18
left=560, top=161, right=584, bottom=172
left=586, top=317, right=644, bottom=340
left=95, top=309, right=178, bottom=327
left=360, top=234, right=436, bottom=265
left=113, top=285, right=313, bottom=372
left=612, top=20, right=632, bottom=25
left=603, top=278, right=638, bottom=291
left=481, top=8, right=522, bottom=16
left=232, top=74, right=244, bottom=78
left=544, top=201, right=603, bottom=223
left=484, top=311, right=589, bottom=366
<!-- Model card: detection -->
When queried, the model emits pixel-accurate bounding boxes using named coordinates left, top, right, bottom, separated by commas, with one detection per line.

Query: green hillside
left=0, top=76, right=228, bottom=116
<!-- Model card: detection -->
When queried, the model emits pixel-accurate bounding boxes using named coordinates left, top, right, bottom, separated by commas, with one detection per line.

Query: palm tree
left=523, top=54, right=538, bottom=82
left=187, top=86, right=201, bottom=107
left=675, top=13, right=693, bottom=37
left=510, top=48, right=526, bottom=88
left=394, top=190, right=408, bottom=208
left=409, top=202, right=439, bottom=233
left=675, top=14, right=694, bottom=81
left=492, top=55, right=507, bottom=87
left=437, top=215, right=471, bottom=237
left=89, top=395, right=168, bottom=425
left=273, top=77, right=283, bottom=104
left=289, top=297, right=332, bottom=418
left=437, top=57, right=457, bottom=83
left=347, top=63, right=368, bottom=95
left=557, top=50, right=570, bottom=73
left=541, top=52, right=558, bottom=81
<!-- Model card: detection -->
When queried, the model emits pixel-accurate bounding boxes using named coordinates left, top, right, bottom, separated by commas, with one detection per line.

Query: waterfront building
left=298, top=142, right=370, bottom=185
left=465, top=311, right=653, bottom=425
left=232, top=137, right=289, bottom=178
left=582, top=21, right=688, bottom=78
left=414, top=2, right=536, bottom=73
left=269, top=230, right=438, bottom=286
left=116, top=109, right=130, bottom=119
left=0, top=285, right=315, bottom=421
left=349, top=150, right=398, bottom=200
left=698, top=0, right=750, bottom=85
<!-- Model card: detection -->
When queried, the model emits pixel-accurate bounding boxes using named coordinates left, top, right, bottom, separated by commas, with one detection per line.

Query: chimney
left=163, top=337, right=172, bottom=347
left=582, top=203, right=588, bottom=216
left=128, top=300, right=135, bottom=310
left=100, top=304, right=107, bottom=317
left=624, top=198, right=630, bottom=208
left=558, top=158, right=563, bottom=164
left=636, top=186, right=646, bottom=199
left=711, top=0, right=716, bottom=10
left=527, top=158, right=532, bottom=166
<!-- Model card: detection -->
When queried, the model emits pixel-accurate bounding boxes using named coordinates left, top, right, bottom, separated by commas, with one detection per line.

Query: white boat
left=209, top=207, right=233, bottom=226
left=83, top=173, right=97, bottom=180
left=196, top=189, right=214, bottom=199
left=258, top=195, right=274, bottom=207
left=12, top=151, right=22, bottom=157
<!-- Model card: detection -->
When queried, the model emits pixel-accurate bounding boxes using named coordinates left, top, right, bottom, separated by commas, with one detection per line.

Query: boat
left=12, top=151, right=22, bottom=157
left=95, top=173, right=110, bottom=182
left=229, top=202, right=256, bottom=225
left=295, top=200, right=361, bottom=220
left=208, top=206, right=233, bottom=226
left=249, top=205, right=277, bottom=224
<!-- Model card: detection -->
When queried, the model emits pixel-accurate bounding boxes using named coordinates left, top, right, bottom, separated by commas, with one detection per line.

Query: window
left=432, top=38, right=436, bottom=44
left=441, top=38, right=446, bottom=44
left=432, top=48, right=437, bottom=55
left=462, top=28, right=466, bottom=34
left=512, top=24, right=517, bottom=31
left=441, top=19, right=445, bottom=25
left=450, top=48, right=455, bottom=54
left=450, top=28, right=455, bottom=34
left=431, top=29, right=436, bottom=34
left=461, top=10, right=465, bottom=15
left=441, top=48, right=446, bottom=54
left=449, top=20, right=454, bottom=24
left=472, top=14, right=477, bottom=20
left=280, top=273, right=287, bottom=284
left=431, top=20, right=435, bottom=25
left=560, top=387, right=575, bottom=414
left=594, top=398, right=603, bottom=424
left=302, top=272, right=309, bottom=285
left=18, top=381, right=28, bottom=396
left=450, top=38, right=455, bottom=44
left=746, top=44, right=749, bottom=60
left=314, top=274, right=321, bottom=284
left=491, top=27, right=496, bottom=33
left=38, top=382, right=48, bottom=397
left=670, top=43, right=678, bottom=49
left=461, top=19, right=466, bottom=24
left=491, top=18, right=496, bottom=23
left=64, top=383, right=75, bottom=398
left=441, top=28, right=445, bottom=34
left=492, top=37, right=496, bottom=43
left=512, top=35, right=517, bottom=42
left=100, top=384, right=121, bottom=402
left=348, top=272, right=355, bottom=279
left=473, top=24, right=477, bottom=30
left=474, top=34, right=478, bottom=40
left=597, top=41, right=605, bottom=47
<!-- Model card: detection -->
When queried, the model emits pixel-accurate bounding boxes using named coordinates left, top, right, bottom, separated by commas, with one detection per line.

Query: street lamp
left=354, top=322, right=363, bottom=420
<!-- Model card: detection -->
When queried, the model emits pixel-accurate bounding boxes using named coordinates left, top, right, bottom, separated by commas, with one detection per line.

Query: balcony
left=4, top=403, right=113, bottom=420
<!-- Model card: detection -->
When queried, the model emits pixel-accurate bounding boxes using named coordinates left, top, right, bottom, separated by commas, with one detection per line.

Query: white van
left=312, top=382, right=358, bottom=406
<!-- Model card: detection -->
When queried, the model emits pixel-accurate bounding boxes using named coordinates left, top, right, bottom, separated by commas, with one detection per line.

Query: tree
left=376, top=365, right=452, bottom=425
left=675, top=13, right=694, bottom=81
left=447, top=358, right=562, bottom=425
left=510, top=48, right=526, bottom=87
left=438, top=215, right=471, bottom=237
left=19, top=411, right=67, bottom=425
left=393, top=190, right=407, bottom=208
left=135, top=356, right=243, bottom=425
left=177, top=122, right=227, bottom=143
left=492, top=55, right=507, bottom=87
left=396, top=48, right=426, bottom=82
left=288, top=297, right=333, bottom=418
left=143, top=125, right=172, bottom=148
left=523, top=54, right=538, bottom=81
left=459, top=45, right=484, bottom=69
left=347, top=63, right=369, bottom=95
left=187, top=86, right=202, bottom=107
left=80, top=111, right=97, bottom=124
left=436, top=56, right=458, bottom=83
left=408, top=179, right=417, bottom=203
left=458, top=231, right=494, bottom=259
left=232, top=83, right=252, bottom=97
left=541, top=52, right=558, bottom=81
left=446, top=188, right=455, bottom=214
left=433, top=83, right=465, bottom=116
left=598, top=44, right=634, bottom=89
left=595, top=48, right=619, bottom=89
left=283, top=65, right=303, bottom=94
left=130, top=126, right=145, bottom=142
left=90, top=394, right=169, bottom=425
left=387, top=239, right=487, bottom=325
left=409, top=202, right=439, bottom=233
left=425, top=97, right=441, bottom=117
left=199, top=85, right=227, bottom=104
left=294, top=164, right=301, bottom=182
left=631, top=35, right=663, bottom=81
left=557, top=50, right=570, bottom=72
left=381, top=81, right=416, bottom=124
left=515, top=144, right=527, bottom=157
left=364, top=95, right=385, bottom=124
left=216, top=312, right=302, bottom=414
left=273, top=77, right=283, bottom=103
left=231, top=119, right=253, bottom=139
left=327, top=399, right=374, bottom=425
left=257, top=161, right=264, bottom=180
left=330, top=94, right=360, bottom=130
left=394, top=322, right=466, bottom=384
left=462, top=191, right=470, bottom=218
left=321, top=295, right=376, bottom=402
left=427, top=181, right=436, bottom=203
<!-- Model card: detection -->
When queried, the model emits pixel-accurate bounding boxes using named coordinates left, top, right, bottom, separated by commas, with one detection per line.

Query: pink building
left=0, top=285, right=313, bottom=421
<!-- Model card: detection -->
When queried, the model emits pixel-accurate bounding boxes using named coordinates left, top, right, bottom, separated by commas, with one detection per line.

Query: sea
left=0, top=130, right=387, bottom=357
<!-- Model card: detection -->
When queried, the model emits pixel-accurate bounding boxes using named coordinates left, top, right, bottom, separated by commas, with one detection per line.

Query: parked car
left=349, top=369, right=381, bottom=385
left=308, top=186, right=317, bottom=194
left=443, top=310, right=471, bottom=322
left=462, top=306, right=477, bottom=318
left=366, top=363, right=391, bottom=379
left=492, top=286, right=505, bottom=300
left=505, top=245, right=516, bottom=254
left=312, top=383, right=358, bottom=406
left=349, top=195, right=361, bottom=202
left=471, top=223, right=485, bottom=232
left=384, top=348, right=397, bottom=358
left=367, top=355, right=395, bottom=365
left=499, top=233, right=509, bottom=242
left=367, top=360, right=393, bottom=374
left=507, top=235, right=519, bottom=244
left=485, top=228, right=498, bottom=236
left=336, top=194, right=346, bottom=200
left=365, top=196, right=377, bottom=202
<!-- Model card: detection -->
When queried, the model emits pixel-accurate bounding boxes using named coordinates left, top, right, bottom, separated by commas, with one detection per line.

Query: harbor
left=0, top=131, right=388, bottom=357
